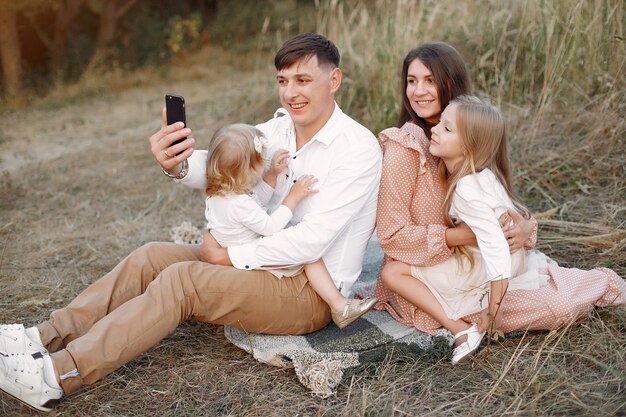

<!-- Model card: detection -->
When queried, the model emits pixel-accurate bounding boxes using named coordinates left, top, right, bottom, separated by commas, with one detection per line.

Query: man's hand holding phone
left=150, top=96, right=195, bottom=177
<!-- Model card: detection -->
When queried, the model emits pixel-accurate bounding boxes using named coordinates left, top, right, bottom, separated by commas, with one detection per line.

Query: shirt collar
left=310, top=102, right=343, bottom=146
left=283, top=102, right=344, bottom=147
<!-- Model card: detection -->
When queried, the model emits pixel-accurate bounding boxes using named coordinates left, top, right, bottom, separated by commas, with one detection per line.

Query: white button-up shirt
left=181, top=103, right=382, bottom=295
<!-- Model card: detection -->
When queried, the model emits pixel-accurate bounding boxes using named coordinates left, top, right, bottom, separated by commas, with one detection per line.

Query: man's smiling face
left=276, top=54, right=340, bottom=139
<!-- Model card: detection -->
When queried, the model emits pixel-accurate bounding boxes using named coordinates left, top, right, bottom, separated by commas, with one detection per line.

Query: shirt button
left=244, top=265, right=250, bottom=269
left=293, top=180, right=297, bottom=183
left=292, top=156, right=297, bottom=159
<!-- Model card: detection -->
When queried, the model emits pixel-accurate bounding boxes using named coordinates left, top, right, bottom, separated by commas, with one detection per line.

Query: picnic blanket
left=224, top=309, right=453, bottom=397
left=172, top=222, right=454, bottom=397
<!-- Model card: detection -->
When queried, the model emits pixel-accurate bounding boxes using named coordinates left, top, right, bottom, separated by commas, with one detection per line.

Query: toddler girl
left=204, top=123, right=376, bottom=329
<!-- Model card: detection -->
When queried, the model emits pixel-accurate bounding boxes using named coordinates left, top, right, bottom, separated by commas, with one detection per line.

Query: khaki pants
left=36, top=242, right=331, bottom=394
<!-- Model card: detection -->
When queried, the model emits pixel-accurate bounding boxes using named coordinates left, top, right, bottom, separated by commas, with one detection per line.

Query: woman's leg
left=37, top=242, right=199, bottom=352
left=381, top=261, right=471, bottom=341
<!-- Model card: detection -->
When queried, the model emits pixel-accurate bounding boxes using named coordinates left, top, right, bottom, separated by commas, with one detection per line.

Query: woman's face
left=406, top=58, right=442, bottom=125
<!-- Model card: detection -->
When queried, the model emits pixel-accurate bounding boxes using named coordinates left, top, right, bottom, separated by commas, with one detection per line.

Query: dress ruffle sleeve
left=375, top=125, right=452, bottom=267
left=378, top=126, right=429, bottom=176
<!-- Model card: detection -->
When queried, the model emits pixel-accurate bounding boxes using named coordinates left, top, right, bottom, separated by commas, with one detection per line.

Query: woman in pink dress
left=374, top=42, right=626, bottom=354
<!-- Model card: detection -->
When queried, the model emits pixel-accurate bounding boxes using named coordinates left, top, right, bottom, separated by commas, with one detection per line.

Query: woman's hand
left=198, top=230, right=232, bottom=266
left=499, top=209, right=533, bottom=253
left=149, top=107, right=195, bottom=174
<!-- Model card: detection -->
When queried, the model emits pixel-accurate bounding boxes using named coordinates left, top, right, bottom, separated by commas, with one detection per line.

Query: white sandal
left=451, top=323, right=485, bottom=364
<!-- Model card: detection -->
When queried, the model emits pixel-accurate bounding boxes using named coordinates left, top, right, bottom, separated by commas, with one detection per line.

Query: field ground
left=0, top=44, right=625, bottom=416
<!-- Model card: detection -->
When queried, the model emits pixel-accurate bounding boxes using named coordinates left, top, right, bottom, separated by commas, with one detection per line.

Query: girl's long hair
left=205, top=124, right=265, bottom=197
left=441, top=96, right=530, bottom=265
left=398, top=42, right=471, bottom=136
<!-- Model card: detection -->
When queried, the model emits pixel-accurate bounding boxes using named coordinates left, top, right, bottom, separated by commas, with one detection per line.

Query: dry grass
left=1, top=1, right=625, bottom=415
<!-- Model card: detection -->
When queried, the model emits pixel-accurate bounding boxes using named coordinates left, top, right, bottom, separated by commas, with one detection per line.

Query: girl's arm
left=281, top=175, right=318, bottom=212
left=234, top=196, right=293, bottom=237
left=452, top=177, right=514, bottom=282
left=253, top=149, right=290, bottom=208
left=263, top=149, right=290, bottom=188
left=237, top=176, right=318, bottom=237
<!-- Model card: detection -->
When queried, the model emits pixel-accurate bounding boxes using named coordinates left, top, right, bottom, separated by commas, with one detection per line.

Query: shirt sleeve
left=452, top=179, right=511, bottom=280
left=252, top=180, right=275, bottom=207
left=228, top=141, right=381, bottom=269
left=177, top=150, right=208, bottom=189
left=232, top=196, right=293, bottom=237
left=376, top=139, right=452, bottom=266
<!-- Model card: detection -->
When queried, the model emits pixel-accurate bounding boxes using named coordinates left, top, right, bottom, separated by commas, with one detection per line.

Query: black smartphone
left=165, top=93, right=187, bottom=150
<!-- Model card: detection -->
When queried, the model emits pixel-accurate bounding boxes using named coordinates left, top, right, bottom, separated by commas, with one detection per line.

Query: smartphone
left=165, top=93, right=187, bottom=151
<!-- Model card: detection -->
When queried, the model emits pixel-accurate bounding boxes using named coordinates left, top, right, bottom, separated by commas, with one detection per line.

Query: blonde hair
left=440, top=95, right=530, bottom=266
left=205, top=123, right=265, bottom=197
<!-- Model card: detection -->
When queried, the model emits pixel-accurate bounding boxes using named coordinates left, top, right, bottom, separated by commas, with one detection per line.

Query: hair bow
left=253, top=135, right=268, bottom=154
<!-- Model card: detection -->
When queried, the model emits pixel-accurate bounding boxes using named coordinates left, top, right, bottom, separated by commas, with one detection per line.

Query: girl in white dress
left=204, top=124, right=376, bottom=329
left=382, top=96, right=554, bottom=363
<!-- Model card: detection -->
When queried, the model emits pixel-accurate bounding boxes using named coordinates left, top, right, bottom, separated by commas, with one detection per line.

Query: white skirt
left=411, top=249, right=550, bottom=320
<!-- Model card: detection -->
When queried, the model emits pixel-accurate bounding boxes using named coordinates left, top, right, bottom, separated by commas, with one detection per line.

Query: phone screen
left=165, top=93, right=187, bottom=149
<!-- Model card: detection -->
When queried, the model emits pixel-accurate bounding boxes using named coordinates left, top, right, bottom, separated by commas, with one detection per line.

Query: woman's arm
left=376, top=139, right=453, bottom=266
left=445, top=222, right=477, bottom=247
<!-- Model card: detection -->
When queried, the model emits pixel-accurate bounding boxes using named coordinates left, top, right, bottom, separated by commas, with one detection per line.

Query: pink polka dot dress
left=374, top=123, right=626, bottom=334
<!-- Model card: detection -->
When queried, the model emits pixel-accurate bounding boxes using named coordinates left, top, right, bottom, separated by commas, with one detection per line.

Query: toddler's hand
left=282, top=174, right=319, bottom=211
left=268, top=149, right=290, bottom=176
left=290, top=175, right=319, bottom=201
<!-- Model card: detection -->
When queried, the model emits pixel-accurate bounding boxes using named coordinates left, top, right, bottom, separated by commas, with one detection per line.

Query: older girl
left=375, top=43, right=625, bottom=359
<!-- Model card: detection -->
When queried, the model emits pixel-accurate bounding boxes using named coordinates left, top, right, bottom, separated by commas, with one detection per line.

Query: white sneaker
left=0, top=353, right=63, bottom=412
left=0, top=324, right=48, bottom=355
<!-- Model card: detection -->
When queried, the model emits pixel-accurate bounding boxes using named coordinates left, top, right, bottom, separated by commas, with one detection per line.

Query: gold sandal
left=331, top=297, right=377, bottom=329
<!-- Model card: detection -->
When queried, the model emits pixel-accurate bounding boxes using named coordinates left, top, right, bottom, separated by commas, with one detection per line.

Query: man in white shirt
left=0, top=33, right=381, bottom=412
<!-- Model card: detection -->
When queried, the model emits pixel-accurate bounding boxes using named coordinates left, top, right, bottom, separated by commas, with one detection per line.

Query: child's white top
left=449, top=168, right=514, bottom=281
left=410, top=168, right=550, bottom=319
left=205, top=193, right=293, bottom=248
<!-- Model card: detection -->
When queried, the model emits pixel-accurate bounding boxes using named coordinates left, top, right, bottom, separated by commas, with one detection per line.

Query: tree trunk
left=50, top=0, right=82, bottom=83
left=85, top=0, right=139, bottom=73
left=0, top=7, right=22, bottom=97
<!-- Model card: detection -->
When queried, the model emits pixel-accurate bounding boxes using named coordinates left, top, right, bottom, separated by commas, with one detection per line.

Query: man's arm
left=199, top=231, right=231, bottom=265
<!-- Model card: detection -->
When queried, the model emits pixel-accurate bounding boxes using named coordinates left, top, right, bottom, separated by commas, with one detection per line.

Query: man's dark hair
left=274, top=33, right=340, bottom=70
